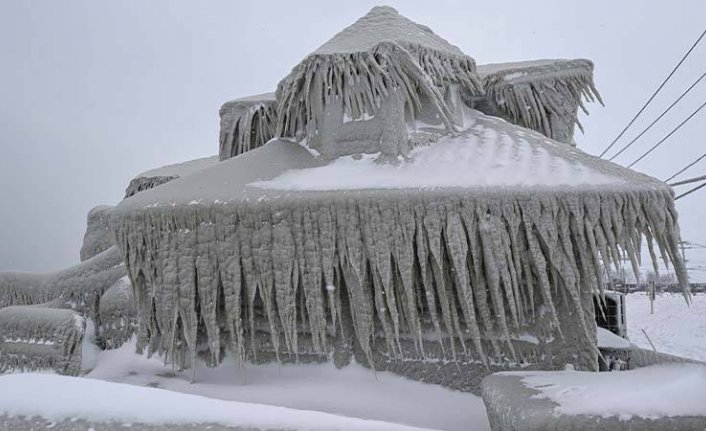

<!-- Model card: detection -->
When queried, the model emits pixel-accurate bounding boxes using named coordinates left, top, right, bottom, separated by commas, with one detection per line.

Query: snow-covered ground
left=80, top=340, right=490, bottom=431
left=0, top=373, right=437, bottom=431
left=2, top=293, right=703, bottom=430
left=626, top=292, right=706, bottom=362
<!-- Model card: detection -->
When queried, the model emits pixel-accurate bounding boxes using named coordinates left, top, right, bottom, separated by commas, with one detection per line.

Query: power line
left=609, top=71, right=706, bottom=161
left=670, top=173, right=706, bottom=187
left=665, top=152, right=706, bottom=182
left=675, top=180, right=706, bottom=200
left=599, top=28, right=706, bottom=158
left=627, top=100, right=706, bottom=168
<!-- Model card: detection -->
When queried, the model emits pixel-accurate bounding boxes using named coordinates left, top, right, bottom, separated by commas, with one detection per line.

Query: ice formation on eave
left=98, top=276, right=136, bottom=349
left=112, top=106, right=689, bottom=376
left=276, top=6, right=482, bottom=138
left=124, top=156, right=219, bottom=198
left=219, top=93, right=278, bottom=161
left=80, top=205, right=115, bottom=261
left=0, top=306, right=85, bottom=375
left=477, top=59, right=603, bottom=144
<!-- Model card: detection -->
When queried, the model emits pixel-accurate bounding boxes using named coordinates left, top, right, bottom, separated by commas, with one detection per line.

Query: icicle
left=219, top=95, right=278, bottom=161
left=481, top=59, right=602, bottom=143
left=276, top=40, right=482, bottom=140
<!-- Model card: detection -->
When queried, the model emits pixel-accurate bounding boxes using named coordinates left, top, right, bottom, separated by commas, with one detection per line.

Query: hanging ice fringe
left=98, top=276, right=136, bottom=349
left=276, top=6, right=482, bottom=139
left=219, top=94, right=278, bottom=161
left=480, top=59, right=603, bottom=144
left=0, top=305, right=85, bottom=376
left=112, top=157, right=689, bottom=390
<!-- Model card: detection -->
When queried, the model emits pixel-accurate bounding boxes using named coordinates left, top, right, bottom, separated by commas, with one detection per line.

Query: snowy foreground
left=626, top=292, right=706, bottom=362
left=1, top=293, right=704, bottom=430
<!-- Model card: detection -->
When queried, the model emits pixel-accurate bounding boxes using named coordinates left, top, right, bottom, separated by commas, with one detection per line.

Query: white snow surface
left=0, top=373, right=436, bottom=431
left=78, top=339, right=489, bottom=431
left=134, top=155, right=218, bottom=179
left=252, top=121, right=620, bottom=191
left=312, top=6, right=466, bottom=57
left=596, top=326, right=632, bottom=349
left=627, top=292, right=706, bottom=362
left=517, top=364, right=706, bottom=419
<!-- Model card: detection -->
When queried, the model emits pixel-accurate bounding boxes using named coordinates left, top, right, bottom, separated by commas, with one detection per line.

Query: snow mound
left=517, top=364, right=706, bottom=419
left=0, top=373, right=438, bottom=431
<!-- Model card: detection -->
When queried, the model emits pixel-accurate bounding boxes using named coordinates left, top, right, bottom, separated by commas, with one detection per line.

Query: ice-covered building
left=0, top=6, right=689, bottom=392
left=106, top=6, right=688, bottom=392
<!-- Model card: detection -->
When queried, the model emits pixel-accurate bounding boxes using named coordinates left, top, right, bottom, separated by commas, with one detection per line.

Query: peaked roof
left=313, top=6, right=467, bottom=58
left=276, top=6, right=482, bottom=139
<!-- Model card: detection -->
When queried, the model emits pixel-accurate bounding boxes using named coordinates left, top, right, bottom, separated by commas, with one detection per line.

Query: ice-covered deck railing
left=276, top=6, right=482, bottom=139
left=0, top=246, right=125, bottom=315
left=0, top=306, right=85, bottom=375
left=219, top=93, right=278, bottom=161
left=477, top=59, right=602, bottom=144
left=111, top=105, right=688, bottom=386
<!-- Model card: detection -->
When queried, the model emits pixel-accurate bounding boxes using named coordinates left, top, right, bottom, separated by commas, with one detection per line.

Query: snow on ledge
left=0, top=374, right=435, bottom=431
left=515, top=364, right=706, bottom=419
left=596, top=326, right=632, bottom=350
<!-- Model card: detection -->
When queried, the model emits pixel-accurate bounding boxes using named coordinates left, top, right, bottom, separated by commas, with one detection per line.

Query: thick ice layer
left=477, top=59, right=602, bottom=144
left=277, top=6, right=481, bottom=140
left=0, top=306, right=85, bottom=375
left=112, top=107, right=688, bottom=383
left=80, top=205, right=115, bottom=261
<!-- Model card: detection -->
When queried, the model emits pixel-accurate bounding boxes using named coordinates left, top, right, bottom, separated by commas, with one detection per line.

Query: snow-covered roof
left=313, top=6, right=466, bottom=57
left=219, top=92, right=276, bottom=117
left=117, top=109, right=666, bottom=209
left=133, top=155, right=219, bottom=179
left=477, top=59, right=591, bottom=80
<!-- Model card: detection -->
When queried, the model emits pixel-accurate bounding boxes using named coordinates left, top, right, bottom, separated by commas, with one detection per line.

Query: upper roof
left=312, top=6, right=467, bottom=58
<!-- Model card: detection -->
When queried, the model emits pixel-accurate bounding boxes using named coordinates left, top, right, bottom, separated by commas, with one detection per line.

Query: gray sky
left=1, top=0, right=705, bottom=277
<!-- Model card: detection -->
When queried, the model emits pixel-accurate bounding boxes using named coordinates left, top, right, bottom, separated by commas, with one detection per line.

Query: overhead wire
left=599, top=29, right=706, bottom=158
left=675, top=181, right=706, bottom=200
left=627, top=100, right=706, bottom=168
left=609, top=71, right=706, bottom=161
left=665, top=152, right=706, bottom=182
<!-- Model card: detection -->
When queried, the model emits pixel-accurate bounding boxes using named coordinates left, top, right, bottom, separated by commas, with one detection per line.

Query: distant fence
left=608, top=283, right=706, bottom=294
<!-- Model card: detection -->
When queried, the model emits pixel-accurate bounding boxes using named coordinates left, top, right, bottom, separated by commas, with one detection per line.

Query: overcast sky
left=1, top=0, right=705, bottom=275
